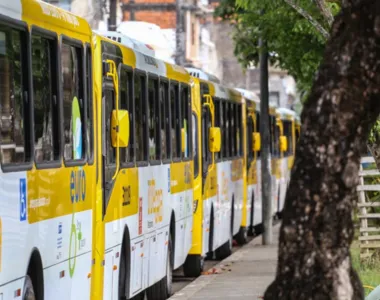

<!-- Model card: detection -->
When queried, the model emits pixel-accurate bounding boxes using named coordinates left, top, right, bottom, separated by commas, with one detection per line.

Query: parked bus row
left=0, top=1, right=301, bottom=300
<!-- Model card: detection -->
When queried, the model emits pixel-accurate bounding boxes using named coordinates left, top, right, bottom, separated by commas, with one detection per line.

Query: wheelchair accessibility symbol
left=20, top=178, right=27, bottom=222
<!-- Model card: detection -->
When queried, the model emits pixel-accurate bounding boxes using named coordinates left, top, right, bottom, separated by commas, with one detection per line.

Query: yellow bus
left=91, top=31, right=195, bottom=300
left=275, top=108, right=296, bottom=216
left=0, top=1, right=95, bottom=300
left=0, top=2, right=301, bottom=300
left=183, top=68, right=245, bottom=276
left=0, top=1, right=194, bottom=299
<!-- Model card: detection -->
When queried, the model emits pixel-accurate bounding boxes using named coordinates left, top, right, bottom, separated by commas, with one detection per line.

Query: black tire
left=23, top=275, right=36, bottom=300
left=183, top=255, right=204, bottom=277
left=235, top=226, right=248, bottom=245
left=118, top=240, right=129, bottom=300
left=214, top=237, right=232, bottom=260
left=130, top=291, right=145, bottom=300
left=146, top=235, right=173, bottom=300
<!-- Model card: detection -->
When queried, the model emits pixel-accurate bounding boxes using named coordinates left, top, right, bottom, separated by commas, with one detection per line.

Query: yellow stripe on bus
left=27, top=166, right=95, bottom=223
left=104, top=168, right=139, bottom=223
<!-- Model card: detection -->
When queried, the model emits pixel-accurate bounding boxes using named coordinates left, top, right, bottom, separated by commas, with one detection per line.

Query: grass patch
left=351, top=240, right=380, bottom=296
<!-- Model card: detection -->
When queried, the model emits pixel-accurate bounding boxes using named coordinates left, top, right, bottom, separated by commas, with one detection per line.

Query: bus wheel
left=183, top=255, right=204, bottom=277
left=23, top=275, right=36, bottom=300
left=215, top=236, right=232, bottom=260
left=146, top=235, right=173, bottom=300
left=235, top=227, right=248, bottom=245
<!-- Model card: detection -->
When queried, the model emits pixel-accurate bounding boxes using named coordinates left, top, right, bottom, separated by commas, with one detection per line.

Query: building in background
left=44, top=0, right=301, bottom=111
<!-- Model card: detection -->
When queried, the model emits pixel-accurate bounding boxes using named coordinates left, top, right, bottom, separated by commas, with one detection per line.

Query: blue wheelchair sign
left=20, top=178, right=27, bottom=221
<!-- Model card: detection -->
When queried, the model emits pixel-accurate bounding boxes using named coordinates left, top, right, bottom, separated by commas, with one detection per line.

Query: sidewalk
left=170, top=224, right=280, bottom=300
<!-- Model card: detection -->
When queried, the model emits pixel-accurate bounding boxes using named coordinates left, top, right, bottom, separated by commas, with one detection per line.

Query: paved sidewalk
left=170, top=225, right=280, bottom=300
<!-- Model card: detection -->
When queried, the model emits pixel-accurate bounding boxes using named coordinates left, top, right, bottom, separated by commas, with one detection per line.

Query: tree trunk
left=264, top=1, right=380, bottom=299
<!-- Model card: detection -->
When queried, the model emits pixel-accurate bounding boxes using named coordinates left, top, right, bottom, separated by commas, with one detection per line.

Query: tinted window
left=160, top=80, right=170, bottom=160
left=148, top=77, right=160, bottom=161
left=120, top=67, right=134, bottom=163
left=86, top=46, right=93, bottom=162
left=32, top=34, right=59, bottom=163
left=0, top=27, right=30, bottom=165
left=61, top=43, right=85, bottom=161
left=135, top=73, right=147, bottom=162
left=181, top=85, right=191, bottom=159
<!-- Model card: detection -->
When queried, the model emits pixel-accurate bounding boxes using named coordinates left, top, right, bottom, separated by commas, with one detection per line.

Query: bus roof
left=17, top=0, right=92, bottom=37
left=95, top=32, right=190, bottom=82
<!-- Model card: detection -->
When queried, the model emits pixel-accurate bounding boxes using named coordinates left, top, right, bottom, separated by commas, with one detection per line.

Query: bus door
left=101, top=58, right=130, bottom=299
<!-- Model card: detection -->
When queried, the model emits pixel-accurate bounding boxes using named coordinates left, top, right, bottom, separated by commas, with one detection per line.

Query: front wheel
left=23, top=275, right=36, bottom=300
left=183, top=254, right=204, bottom=277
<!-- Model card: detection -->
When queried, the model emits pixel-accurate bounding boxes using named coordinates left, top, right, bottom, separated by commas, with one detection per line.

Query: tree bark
left=264, top=1, right=380, bottom=299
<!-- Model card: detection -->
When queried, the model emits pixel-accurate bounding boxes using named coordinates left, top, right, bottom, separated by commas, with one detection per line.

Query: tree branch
left=284, top=0, right=330, bottom=39
left=314, top=0, right=334, bottom=27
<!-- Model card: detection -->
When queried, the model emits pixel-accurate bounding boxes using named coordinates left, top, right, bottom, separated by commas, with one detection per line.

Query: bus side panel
left=170, top=161, right=193, bottom=270
left=254, top=159, right=263, bottom=226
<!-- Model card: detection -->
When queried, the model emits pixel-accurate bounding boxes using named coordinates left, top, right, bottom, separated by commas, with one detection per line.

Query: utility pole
left=260, top=36, right=272, bottom=245
left=175, top=0, right=185, bottom=65
left=108, top=0, right=117, bottom=31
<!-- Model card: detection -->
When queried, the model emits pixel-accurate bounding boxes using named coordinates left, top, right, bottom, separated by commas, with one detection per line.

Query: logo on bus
left=148, top=180, right=163, bottom=224
left=70, top=170, right=86, bottom=203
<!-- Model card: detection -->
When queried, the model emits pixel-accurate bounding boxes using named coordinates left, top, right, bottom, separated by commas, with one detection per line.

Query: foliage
left=369, top=120, right=380, bottom=145
left=214, top=0, right=340, bottom=98
left=351, top=236, right=380, bottom=296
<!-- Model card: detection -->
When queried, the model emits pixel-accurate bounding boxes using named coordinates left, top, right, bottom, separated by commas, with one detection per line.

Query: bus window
left=247, top=109, right=253, bottom=161
left=160, top=80, right=170, bottom=160
left=181, top=84, right=191, bottom=159
left=214, top=99, right=220, bottom=160
left=283, top=120, right=293, bottom=157
left=148, top=77, right=160, bottom=161
left=104, top=89, right=115, bottom=166
left=202, top=102, right=211, bottom=174
left=229, top=103, right=235, bottom=157
left=61, top=42, right=85, bottom=161
left=120, top=66, right=134, bottom=164
left=170, top=82, right=180, bottom=159
left=236, top=104, right=242, bottom=157
left=192, top=113, right=199, bottom=177
left=135, top=73, right=147, bottom=162
left=0, top=27, right=30, bottom=165
left=256, top=112, right=261, bottom=158
left=220, top=101, right=225, bottom=159
left=32, top=34, right=60, bottom=164
left=85, top=45, right=94, bottom=163
left=224, top=102, right=230, bottom=158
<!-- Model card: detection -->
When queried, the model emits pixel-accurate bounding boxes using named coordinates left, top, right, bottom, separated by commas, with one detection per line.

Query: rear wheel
left=23, top=275, right=36, bottom=300
left=183, top=255, right=204, bottom=277
left=118, top=239, right=129, bottom=300
left=235, top=226, right=247, bottom=245
left=146, top=235, right=173, bottom=300
left=214, top=235, right=232, bottom=260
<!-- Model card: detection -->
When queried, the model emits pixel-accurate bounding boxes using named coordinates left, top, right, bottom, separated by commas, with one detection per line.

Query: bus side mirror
left=111, top=109, right=130, bottom=148
left=209, top=127, right=221, bottom=153
left=252, top=132, right=261, bottom=152
left=181, top=128, right=186, bottom=153
left=280, top=136, right=288, bottom=152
